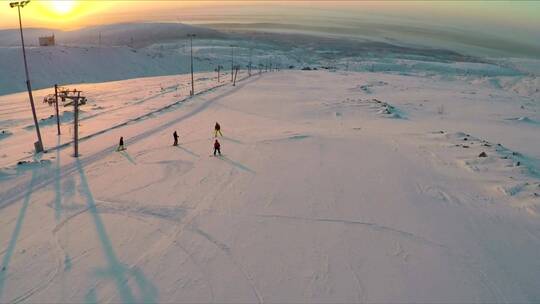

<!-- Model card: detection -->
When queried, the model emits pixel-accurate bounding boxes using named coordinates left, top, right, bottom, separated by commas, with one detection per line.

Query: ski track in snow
left=254, top=213, right=449, bottom=251
left=190, top=225, right=264, bottom=304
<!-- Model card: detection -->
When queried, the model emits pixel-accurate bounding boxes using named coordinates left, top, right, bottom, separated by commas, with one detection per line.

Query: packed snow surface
left=0, top=70, right=539, bottom=303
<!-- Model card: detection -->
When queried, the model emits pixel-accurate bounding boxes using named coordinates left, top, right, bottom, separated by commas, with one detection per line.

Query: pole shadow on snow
left=75, top=160, right=157, bottom=303
left=53, top=136, right=74, bottom=301
left=176, top=145, right=200, bottom=158
left=84, top=288, right=98, bottom=304
left=218, top=156, right=256, bottom=174
left=222, top=136, right=244, bottom=144
left=0, top=159, right=39, bottom=300
left=54, top=137, right=63, bottom=221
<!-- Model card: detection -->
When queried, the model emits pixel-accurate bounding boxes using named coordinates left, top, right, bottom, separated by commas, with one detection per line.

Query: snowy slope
left=0, top=45, right=248, bottom=96
left=0, top=70, right=539, bottom=303
left=0, top=70, right=250, bottom=168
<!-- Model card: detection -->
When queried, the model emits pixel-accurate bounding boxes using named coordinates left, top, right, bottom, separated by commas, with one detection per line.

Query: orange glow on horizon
left=1, top=1, right=115, bottom=30
left=0, top=1, right=537, bottom=33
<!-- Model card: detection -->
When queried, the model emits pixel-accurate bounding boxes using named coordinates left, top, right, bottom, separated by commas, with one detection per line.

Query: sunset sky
left=1, top=1, right=539, bottom=46
left=0, top=1, right=538, bottom=28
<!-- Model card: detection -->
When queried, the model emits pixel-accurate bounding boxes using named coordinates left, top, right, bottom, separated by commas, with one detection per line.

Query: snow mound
left=468, top=76, right=540, bottom=99
left=505, top=116, right=539, bottom=126
left=422, top=131, right=540, bottom=214
left=350, top=81, right=389, bottom=94
left=370, top=99, right=406, bottom=119
left=325, top=98, right=406, bottom=119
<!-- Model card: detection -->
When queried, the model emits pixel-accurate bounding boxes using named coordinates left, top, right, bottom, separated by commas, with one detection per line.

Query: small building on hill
left=39, top=35, right=55, bottom=46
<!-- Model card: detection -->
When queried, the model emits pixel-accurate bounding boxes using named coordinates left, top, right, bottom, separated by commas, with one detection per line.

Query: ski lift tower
left=57, top=88, right=86, bottom=157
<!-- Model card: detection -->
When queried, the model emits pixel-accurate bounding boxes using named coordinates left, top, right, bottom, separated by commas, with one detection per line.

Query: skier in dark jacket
left=214, top=122, right=223, bottom=138
left=117, top=136, right=125, bottom=151
left=213, top=139, right=221, bottom=156
left=173, top=131, right=179, bottom=146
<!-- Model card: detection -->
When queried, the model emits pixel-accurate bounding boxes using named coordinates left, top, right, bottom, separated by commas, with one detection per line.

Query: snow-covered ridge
left=2, top=43, right=536, bottom=97
left=3, top=22, right=538, bottom=97
left=0, top=23, right=224, bottom=48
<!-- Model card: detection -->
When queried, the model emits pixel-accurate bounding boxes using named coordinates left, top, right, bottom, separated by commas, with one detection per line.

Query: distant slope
left=205, top=22, right=540, bottom=59
left=0, top=46, right=189, bottom=95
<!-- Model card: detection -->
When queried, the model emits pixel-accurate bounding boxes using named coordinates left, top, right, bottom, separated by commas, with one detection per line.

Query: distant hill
left=1, top=22, right=531, bottom=96
left=0, top=22, right=225, bottom=48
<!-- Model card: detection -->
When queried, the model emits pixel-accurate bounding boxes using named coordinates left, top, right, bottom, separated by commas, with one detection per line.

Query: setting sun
left=49, top=0, right=76, bottom=14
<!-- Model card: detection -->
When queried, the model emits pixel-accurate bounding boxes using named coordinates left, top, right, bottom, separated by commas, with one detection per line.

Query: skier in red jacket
left=213, top=139, right=221, bottom=156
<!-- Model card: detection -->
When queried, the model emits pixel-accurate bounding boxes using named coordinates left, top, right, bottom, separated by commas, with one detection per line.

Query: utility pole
left=10, top=0, right=43, bottom=153
left=230, top=45, right=235, bottom=82
left=248, top=48, right=253, bottom=76
left=188, top=34, right=196, bottom=96
left=54, top=84, right=60, bottom=135
left=233, top=66, right=239, bottom=86
left=217, top=65, right=222, bottom=83
left=73, top=91, right=80, bottom=157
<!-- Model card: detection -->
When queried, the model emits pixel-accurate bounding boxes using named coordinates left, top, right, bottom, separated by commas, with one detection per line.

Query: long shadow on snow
left=176, top=145, right=200, bottom=158
left=53, top=136, right=71, bottom=301
left=54, top=137, right=63, bottom=221
left=222, top=136, right=244, bottom=144
left=53, top=136, right=74, bottom=298
left=0, top=75, right=262, bottom=211
left=75, top=160, right=157, bottom=303
left=0, top=159, right=39, bottom=300
left=218, top=156, right=256, bottom=174
left=119, top=150, right=137, bottom=165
